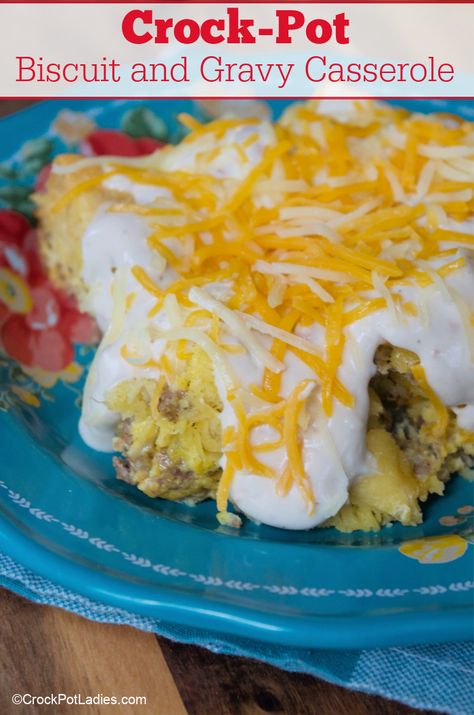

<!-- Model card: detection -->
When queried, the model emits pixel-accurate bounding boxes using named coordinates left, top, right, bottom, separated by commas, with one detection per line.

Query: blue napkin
left=1, top=550, right=472, bottom=715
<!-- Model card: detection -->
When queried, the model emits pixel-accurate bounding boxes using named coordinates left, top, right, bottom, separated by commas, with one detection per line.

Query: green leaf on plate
left=21, top=156, right=50, bottom=176
left=0, top=185, right=31, bottom=201
left=121, top=106, right=168, bottom=141
left=0, top=165, right=18, bottom=180
left=21, top=137, right=54, bottom=161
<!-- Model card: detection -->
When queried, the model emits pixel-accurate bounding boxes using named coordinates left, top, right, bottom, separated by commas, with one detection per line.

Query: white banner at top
left=0, top=2, right=473, bottom=98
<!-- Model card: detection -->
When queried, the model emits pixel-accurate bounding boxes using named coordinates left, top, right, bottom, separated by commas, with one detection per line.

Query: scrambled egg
left=106, top=348, right=222, bottom=502
left=105, top=343, right=472, bottom=531
left=328, top=347, right=473, bottom=531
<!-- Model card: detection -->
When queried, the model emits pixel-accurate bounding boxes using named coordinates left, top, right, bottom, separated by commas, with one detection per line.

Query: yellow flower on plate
left=0, top=267, right=32, bottom=314
left=23, top=362, right=83, bottom=388
left=10, top=385, right=40, bottom=408
left=52, top=109, right=96, bottom=145
left=399, top=535, right=468, bottom=564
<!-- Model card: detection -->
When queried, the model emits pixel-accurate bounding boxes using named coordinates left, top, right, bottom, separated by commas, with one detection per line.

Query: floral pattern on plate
left=399, top=534, right=471, bottom=564
left=0, top=106, right=169, bottom=403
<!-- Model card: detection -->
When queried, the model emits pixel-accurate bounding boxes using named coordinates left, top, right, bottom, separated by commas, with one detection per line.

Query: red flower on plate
left=0, top=209, right=98, bottom=372
left=81, top=129, right=164, bottom=157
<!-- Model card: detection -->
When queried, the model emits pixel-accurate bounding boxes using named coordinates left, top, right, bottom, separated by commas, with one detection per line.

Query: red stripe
left=1, top=96, right=473, bottom=100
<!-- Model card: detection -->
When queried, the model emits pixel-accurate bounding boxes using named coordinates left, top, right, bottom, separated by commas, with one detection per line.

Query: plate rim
left=1, top=505, right=472, bottom=650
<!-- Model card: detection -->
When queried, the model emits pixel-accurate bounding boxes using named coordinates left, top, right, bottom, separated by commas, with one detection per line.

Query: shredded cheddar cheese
left=283, top=380, right=317, bottom=512
left=131, top=266, right=163, bottom=298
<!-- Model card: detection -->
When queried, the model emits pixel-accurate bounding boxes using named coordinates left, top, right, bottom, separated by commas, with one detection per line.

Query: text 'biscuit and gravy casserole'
left=36, top=100, right=474, bottom=531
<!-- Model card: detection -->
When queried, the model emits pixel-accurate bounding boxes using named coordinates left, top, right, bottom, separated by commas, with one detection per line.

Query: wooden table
left=0, top=100, right=435, bottom=715
left=0, top=587, right=436, bottom=715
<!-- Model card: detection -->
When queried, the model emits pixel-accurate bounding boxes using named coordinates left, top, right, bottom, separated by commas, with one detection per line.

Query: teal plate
left=0, top=99, right=473, bottom=649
